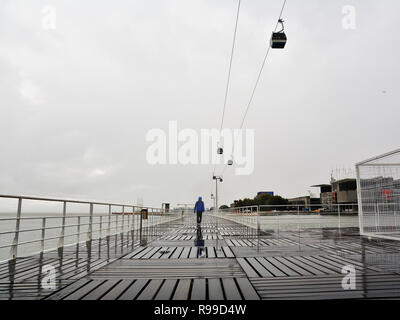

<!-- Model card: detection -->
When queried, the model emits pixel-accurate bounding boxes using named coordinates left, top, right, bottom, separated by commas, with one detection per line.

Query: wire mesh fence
left=356, top=149, right=400, bottom=240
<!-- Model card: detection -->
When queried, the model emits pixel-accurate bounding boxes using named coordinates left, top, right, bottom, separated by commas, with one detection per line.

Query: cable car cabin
left=217, top=148, right=223, bottom=155
left=227, top=160, right=233, bottom=165
left=270, top=32, right=287, bottom=49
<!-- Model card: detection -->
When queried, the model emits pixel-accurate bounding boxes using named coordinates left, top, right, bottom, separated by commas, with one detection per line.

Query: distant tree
left=219, top=205, right=229, bottom=209
left=266, top=196, right=289, bottom=210
left=232, top=193, right=288, bottom=209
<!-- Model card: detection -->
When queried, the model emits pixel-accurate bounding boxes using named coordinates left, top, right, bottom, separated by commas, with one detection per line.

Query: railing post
left=121, top=205, right=125, bottom=246
left=127, top=209, right=130, bottom=247
left=133, top=206, right=136, bottom=243
left=107, top=204, right=111, bottom=238
left=41, top=218, right=46, bottom=253
left=297, top=205, right=301, bottom=248
left=77, top=216, right=81, bottom=243
left=58, top=201, right=67, bottom=248
left=9, top=197, right=22, bottom=260
left=257, top=214, right=260, bottom=253
left=338, top=204, right=341, bottom=233
left=139, top=210, right=143, bottom=245
left=87, top=203, right=93, bottom=241
left=99, top=216, right=103, bottom=239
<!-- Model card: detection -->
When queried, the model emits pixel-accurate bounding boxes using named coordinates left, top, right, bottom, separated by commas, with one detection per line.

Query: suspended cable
left=219, top=0, right=288, bottom=176
left=212, top=0, right=242, bottom=177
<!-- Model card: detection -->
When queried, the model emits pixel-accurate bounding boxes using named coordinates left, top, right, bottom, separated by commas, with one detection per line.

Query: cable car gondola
left=227, top=159, right=233, bottom=165
left=270, top=19, right=287, bottom=49
left=217, top=147, right=223, bottom=155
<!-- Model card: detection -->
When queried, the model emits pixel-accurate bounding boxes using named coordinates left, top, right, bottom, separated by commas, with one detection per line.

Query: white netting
left=357, top=149, right=400, bottom=240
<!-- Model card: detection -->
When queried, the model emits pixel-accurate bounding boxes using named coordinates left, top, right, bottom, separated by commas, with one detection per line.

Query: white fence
left=356, top=149, right=400, bottom=240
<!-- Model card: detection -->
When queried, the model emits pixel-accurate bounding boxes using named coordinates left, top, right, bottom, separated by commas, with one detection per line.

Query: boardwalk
left=1, top=214, right=400, bottom=300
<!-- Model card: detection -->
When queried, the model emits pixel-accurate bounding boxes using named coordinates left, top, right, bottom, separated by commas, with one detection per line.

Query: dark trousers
left=196, top=211, right=202, bottom=224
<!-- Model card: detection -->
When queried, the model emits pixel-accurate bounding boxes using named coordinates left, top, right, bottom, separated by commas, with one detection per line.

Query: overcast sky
left=0, top=0, right=399, bottom=208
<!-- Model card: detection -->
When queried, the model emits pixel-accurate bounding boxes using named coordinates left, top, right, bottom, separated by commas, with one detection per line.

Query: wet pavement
left=1, top=214, right=400, bottom=300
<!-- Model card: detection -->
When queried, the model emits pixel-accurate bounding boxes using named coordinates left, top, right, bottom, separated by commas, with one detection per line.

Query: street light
left=212, top=175, right=223, bottom=213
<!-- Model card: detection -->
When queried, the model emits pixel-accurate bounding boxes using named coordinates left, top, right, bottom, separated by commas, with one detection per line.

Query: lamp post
left=212, top=175, right=223, bottom=214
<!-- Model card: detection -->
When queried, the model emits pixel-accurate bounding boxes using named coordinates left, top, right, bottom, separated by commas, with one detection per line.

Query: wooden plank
left=180, top=247, right=191, bottom=259
left=160, top=248, right=174, bottom=259
left=285, top=256, right=326, bottom=275
left=82, top=279, right=120, bottom=300
left=189, top=247, right=198, bottom=258
left=137, top=279, right=163, bottom=300
left=207, top=247, right=216, bottom=258
left=100, top=280, right=133, bottom=300
left=154, top=279, right=177, bottom=300
left=208, top=279, right=224, bottom=300
left=222, top=278, right=242, bottom=300
left=124, top=247, right=147, bottom=259
left=264, top=257, right=299, bottom=276
left=172, top=279, right=191, bottom=300
left=256, top=257, right=286, bottom=277
left=150, top=247, right=167, bottom=259
left=118, top=279, right=148, bottom=300
left=190, top=279, right=206, bottom=300
left=141, top=247, right=161, bottom=259
left=64, top=279, right=105, bottom=300
left=222, top=246, right=235, bottom=258
left=301, top=256, right=341, bottom=273
left=236, top=240, right=247, bottom=246
left=274, top=256, right=313, bottom=276
left=236, top=278, right=260, bottom=300
left=237, top=258, right=259, bottom=278
left=215, top=247, right=226, bottom=258
left=170, top=247, right=184, bottom=259
left=247, top=258, right=273, bottom=277
left=44, top=278, right=91, bottom=300
left=131, top=247, right=153, bottom=259
left=294, top=256, right=338, bottom=274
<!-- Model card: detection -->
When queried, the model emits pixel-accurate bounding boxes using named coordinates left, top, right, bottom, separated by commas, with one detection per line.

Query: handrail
left=0, top=193, right=160, bottom=210
left=0, top=194, right=181, bottom=262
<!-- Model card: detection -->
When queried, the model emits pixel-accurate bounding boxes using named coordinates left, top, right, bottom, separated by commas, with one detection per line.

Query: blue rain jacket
left=194, top=198, right=205, bottom=213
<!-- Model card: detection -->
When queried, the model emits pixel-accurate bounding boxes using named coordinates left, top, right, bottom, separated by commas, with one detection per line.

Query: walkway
left=1, top=214, right=400, bottom=300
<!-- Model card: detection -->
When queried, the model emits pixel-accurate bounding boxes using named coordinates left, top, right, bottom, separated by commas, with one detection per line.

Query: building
left=310, top=184, right=332, bottom=209
left=287, top=196, right=321, bottom=210
left=312, top=178, right=358, bottom=211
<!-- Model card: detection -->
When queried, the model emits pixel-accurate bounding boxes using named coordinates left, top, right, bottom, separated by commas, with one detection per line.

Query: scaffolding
left=356, top=148, right=400, bottom=240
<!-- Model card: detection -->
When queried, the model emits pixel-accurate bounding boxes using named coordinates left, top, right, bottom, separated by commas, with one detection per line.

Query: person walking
left=194, top=196, right=205, bottom=224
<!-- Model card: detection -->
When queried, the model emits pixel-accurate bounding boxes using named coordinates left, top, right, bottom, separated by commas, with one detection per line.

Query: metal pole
left=9, top=197, right=22, bottom=260
left=121, top=205, right=125, bottom=248
left=41, top=218, right=46, bottom=253
left=107, top=204, right=111, bottom=237
left=139, top=211, right=143, bottom=245
left=87, top=203, right=93, bottom=241
left=131, top=206, right=135, bottom=248
left=77, top=216, right=81, bottom=243
left=215, top=179, right=218, bottom=214
left=355, top=165, right=363, bottom=235
left=58, top=201, right=67, bottom=248
left=99, top=216, right=103, bottom=239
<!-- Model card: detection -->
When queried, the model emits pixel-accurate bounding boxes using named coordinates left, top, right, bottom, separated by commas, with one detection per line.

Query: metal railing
left=212, top=203, right=360, bottom=234
left=0, top=194, right=181, bottom=262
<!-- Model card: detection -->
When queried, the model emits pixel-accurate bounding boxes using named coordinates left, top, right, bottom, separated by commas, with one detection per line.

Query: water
left=0, top=211, right=178, bottom=262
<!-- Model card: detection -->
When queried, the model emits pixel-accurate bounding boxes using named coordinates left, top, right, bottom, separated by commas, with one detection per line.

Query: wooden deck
left=1, top=214, right=400, bottom=300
